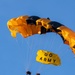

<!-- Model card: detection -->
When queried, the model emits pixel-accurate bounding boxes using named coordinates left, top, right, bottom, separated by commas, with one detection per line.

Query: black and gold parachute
left=7, top=15, right=75, bottom=54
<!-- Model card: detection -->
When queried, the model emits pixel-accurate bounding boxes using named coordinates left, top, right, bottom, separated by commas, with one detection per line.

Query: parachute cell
left=26, top=16, right=40, bottom=25
left=36, top=18, right=52, bottom=34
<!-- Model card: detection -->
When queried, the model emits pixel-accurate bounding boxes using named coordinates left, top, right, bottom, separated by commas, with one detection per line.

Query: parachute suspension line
left=26, top=40, right=34, bottom=70
left=25, top=37, right=33, bottom=71
left=15, top=37, right=30, bottom=71
left=39, top=65, right=50, bottom=75
left=61, top=46, right=70, bottom=58
left=57, top=43, right=63, bottom=51
left=50, top=33, right=63, bottom=52
left=42, top=34, right=52, bottom=50
left=27, top=36, right=40, bottom=69
left=37, top=63, right=50, bottom=74
left=20, top=38, right=29, bottom=71
left=37, top=64, right=44, bottom=73
left=25, top=37, right=38, bottom=71
left=74, top=54, right=75, bottom=58
left=21, top=37, right=24, bottom=46
left=36, top=53, right=53, bottom=73
left=15, top=36, right=26, bottom=49
left=50, top=33, right=57, bottom=50
left=56, top=40, right=70, bottom=59
left=14, top=37, right=30, bottom=72
left=37, top=64, right=51, bottom=73
left=17, top=38, right=31, bottom=72
left=36, top=34, right=57, bottom=73
left=15, top=37, right=20, bottom=47
left=15, top=37, right=25, bottom=53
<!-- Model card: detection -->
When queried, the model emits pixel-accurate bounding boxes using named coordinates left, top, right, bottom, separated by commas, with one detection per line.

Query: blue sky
left=0, top=0, right=75, bottom=75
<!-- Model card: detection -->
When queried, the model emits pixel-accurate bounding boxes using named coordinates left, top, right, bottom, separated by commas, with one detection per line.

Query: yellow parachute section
left=7, top=15, right=41, bottom=38
left=36, top=18, right=51, bottom=30
left=36, top=50, right=61, bottom=66
left=57, top=26, right=75, bottom=54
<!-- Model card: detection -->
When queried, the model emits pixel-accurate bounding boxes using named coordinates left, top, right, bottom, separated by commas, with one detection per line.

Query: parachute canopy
left=7, top=15, right=75, bottom=54
left=36, top=50, right=61, bottom=66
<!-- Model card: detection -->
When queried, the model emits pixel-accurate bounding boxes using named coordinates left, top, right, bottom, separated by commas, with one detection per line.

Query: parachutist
left=47, top=17, right=50, bottom=20
left=36, top=73, right=40, bottom=75
left=26, top=71, right=31, bottom=75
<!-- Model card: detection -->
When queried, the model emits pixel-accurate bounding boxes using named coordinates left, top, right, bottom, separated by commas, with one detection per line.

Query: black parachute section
left=26, top=16, right=40, bottom=25
left=48, top=21, right=64, bottom=32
